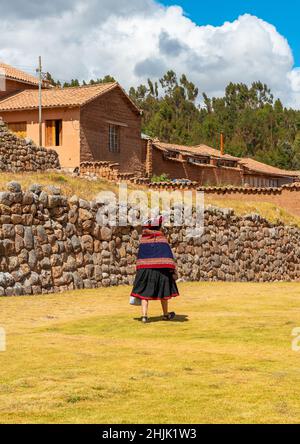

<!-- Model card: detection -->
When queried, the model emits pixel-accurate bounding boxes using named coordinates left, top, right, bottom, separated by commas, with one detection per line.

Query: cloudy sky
left=1, top=0, right=300, bottom=107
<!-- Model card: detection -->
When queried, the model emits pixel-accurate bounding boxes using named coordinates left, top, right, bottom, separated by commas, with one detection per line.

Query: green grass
left=1, top=282, right=300, bottom=424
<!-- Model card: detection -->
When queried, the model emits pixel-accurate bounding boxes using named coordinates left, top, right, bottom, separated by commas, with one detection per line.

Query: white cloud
left=0, top=0, right=299, bottom=107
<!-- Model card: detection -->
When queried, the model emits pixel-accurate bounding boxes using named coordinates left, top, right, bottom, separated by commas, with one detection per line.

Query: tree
left=129, top=72, right=300, bottom=170
left=89, top=75, right=116, bottom=84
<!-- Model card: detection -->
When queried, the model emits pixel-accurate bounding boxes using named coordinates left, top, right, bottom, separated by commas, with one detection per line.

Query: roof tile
left=240, top=158, right=298, bottom=177
left=0, top=82, right=118, bottom=111
left=153, top=140, right=298, bottom=178
left=0, top=62, right=40, bottom=86
left=153, top=141, right=239, bottom=160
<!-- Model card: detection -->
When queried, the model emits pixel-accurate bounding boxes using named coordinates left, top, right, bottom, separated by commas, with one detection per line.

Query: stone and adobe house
left=144, top=139, right=298, bottom=187
left=0, top=62, right=143, bottom=171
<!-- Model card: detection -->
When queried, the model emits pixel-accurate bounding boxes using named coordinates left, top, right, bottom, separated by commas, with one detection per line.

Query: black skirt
left=131, top=268, right=179, bottom=301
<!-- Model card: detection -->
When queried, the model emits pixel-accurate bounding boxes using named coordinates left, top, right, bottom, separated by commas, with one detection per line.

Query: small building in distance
left=145, top=139, right=298, bottom=187
left=239, top=157, right=298, bottom=188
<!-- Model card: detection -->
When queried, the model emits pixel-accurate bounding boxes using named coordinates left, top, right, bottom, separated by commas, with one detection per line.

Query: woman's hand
left=172, top=271, right=178, bottom=281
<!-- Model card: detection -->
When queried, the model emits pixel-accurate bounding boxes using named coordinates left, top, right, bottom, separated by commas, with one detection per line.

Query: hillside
left=0, top=171, right=299, bottom=227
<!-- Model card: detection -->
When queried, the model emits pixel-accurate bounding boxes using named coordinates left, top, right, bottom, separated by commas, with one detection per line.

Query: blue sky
left=161, top=0, right=300, bottom=66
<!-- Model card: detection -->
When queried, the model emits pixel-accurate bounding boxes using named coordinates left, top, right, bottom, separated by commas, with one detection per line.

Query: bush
left=151, top=173, right=171, bottom=183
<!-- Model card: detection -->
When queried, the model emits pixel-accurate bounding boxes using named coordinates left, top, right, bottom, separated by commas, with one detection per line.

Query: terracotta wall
left=80, top=88, right=143, bottom=174
left=0, top=108, right=81, bottom=168
left=200, top=186, right=300, bottom=218
left=152, top=147, right=243, bottom=185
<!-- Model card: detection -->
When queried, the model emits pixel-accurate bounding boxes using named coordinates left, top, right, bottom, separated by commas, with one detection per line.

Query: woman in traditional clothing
left=130, top=216, right=179, bottom=323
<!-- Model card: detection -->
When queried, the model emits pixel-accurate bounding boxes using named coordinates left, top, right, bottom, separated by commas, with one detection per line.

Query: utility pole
left=37, top=56, right=42, bottom=146
left=220, top=131, right=224, bottom=156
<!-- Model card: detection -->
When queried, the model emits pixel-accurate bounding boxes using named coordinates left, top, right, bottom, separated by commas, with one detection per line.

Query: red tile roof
left=153, top=141, right=239, bottom=160
left=0, top=62, right=40, bottom=86
left=240, top=158, right=298, bottom=177
left=0, top=82, right=116, bottom=110
left=0, top=81, right=141, bottom=114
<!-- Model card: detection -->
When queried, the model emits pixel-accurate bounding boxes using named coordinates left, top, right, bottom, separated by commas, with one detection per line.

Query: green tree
left=129, top=73, right=300, bottom=170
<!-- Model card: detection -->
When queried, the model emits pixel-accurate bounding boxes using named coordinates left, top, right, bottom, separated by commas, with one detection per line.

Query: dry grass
left=0, top=171, right=122, bottom=200
left=0, top=172, right=299, bottom=226
left=1, top=282, right=300, bottom=424
left=205, top=197, right=300, bottom=227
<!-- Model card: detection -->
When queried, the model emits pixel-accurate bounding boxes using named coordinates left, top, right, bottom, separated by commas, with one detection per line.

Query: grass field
left=1, top=282, right=300, bottom=424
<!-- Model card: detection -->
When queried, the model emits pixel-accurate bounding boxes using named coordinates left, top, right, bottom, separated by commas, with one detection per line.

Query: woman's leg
left=161, top=299, right=168, bottom=316
left=141, top=299, right=149, bottom=317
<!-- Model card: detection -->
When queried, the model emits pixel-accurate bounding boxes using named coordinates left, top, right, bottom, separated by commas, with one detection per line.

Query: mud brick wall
left=1, top=182, right=300, bottom=297
left=80, top=87, right=144, bottom=174
left=80, top=161, right=135, bottom=181
left=0, top=78, right=38, bottom=101
left=151, top=145, right=243, bottom=186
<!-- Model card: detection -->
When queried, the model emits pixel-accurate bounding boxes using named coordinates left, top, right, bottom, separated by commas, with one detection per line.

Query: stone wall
left=0, top=120, right=60, bottom=172
left=1, top=181, right=300, bottom=297
left=78, top=163, right=300, bottom=220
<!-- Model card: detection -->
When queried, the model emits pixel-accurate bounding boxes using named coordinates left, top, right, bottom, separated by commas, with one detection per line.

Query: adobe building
left=144, top=139, right=298, bottom=188
left=0, top=63, right=143, bottom=171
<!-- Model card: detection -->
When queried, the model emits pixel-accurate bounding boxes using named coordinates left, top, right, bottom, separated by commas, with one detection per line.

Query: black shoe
left=163, top=312, right=176, bottom=321
left=141, top=316, right=148, bottom=323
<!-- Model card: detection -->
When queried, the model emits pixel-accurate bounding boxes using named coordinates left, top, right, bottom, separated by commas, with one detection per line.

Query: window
left=7, top=122, right=27, bottom=138
left=163, top=151, right=178, bottom=160
left=109, top=125, right=120, bottom=152
left=187, top=156, right=210, bottom=165
left=270, top=178, right=279, bottom=188
left=217, top=159, right=238, bottom=168
left=247, top=176, right=279, bottom=188
left=45, top=120, right=62, bottom=146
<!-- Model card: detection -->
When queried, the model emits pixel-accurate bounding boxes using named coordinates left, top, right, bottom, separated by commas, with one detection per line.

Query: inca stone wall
left=0, top=121, right=60, bottom=172
left=0, top=181, right=300, bottom=297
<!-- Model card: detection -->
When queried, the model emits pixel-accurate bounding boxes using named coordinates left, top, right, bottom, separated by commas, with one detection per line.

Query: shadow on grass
left=134, top=315, right=189, bottom=323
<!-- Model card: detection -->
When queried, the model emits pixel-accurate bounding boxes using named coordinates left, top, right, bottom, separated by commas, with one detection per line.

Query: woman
left=130, top=216, right=179, bottom=323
